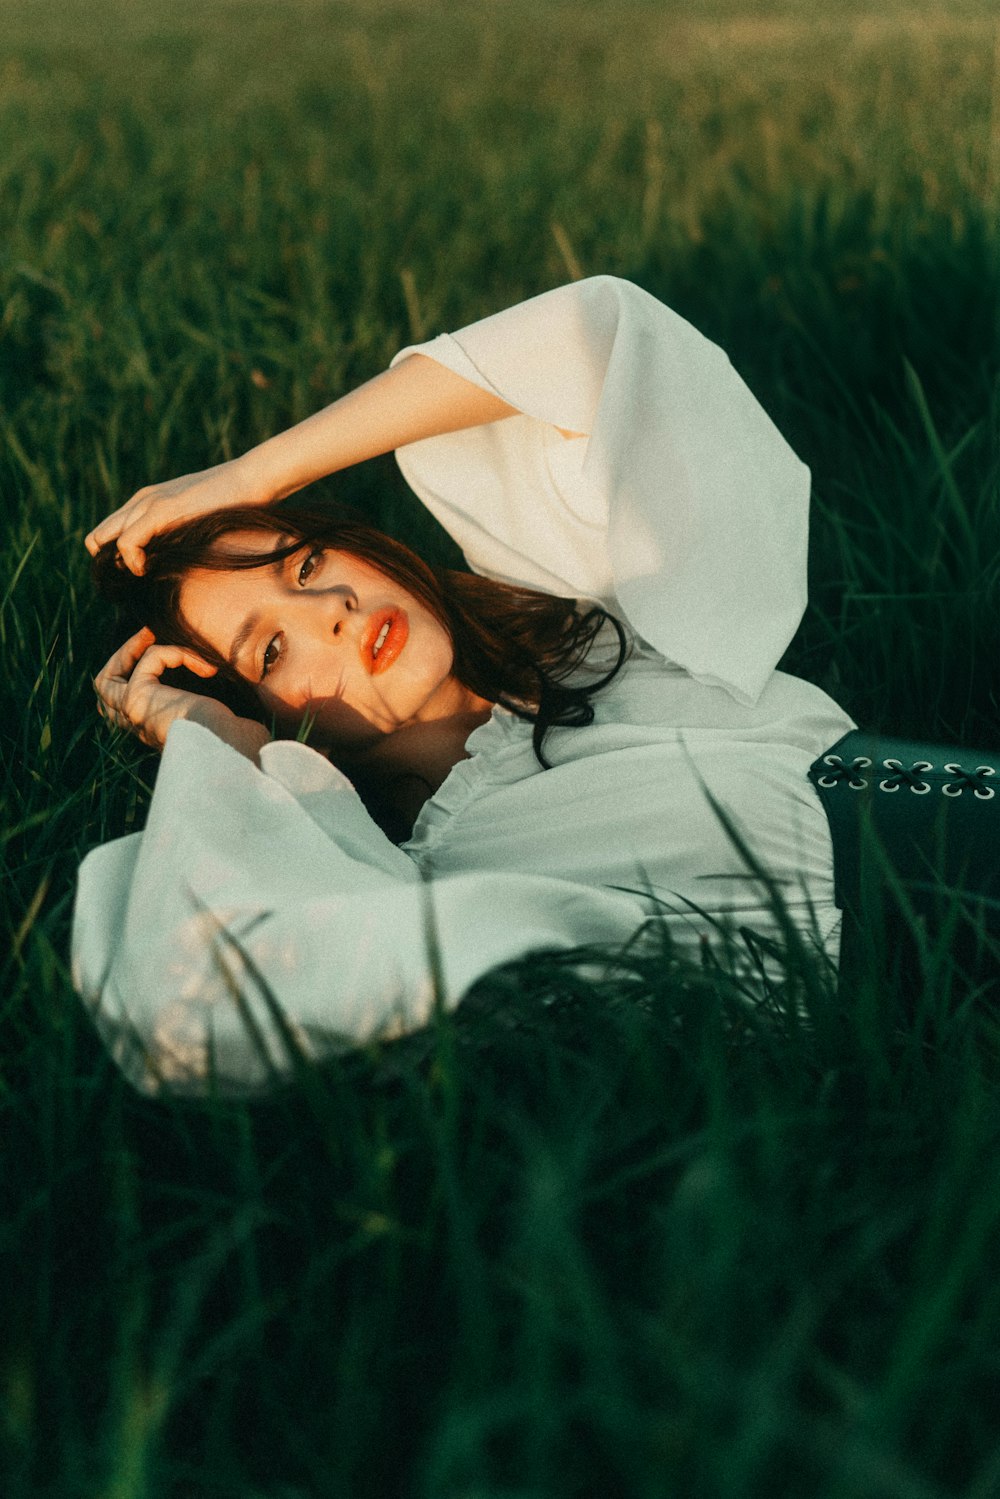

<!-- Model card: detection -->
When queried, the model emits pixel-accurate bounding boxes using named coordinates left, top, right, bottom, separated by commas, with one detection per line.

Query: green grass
left=3, top=0, right=1000, bottom=1493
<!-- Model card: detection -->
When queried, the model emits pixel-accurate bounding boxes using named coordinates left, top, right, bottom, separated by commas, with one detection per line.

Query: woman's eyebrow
left=229, top=611, right=261, bottom=671
left=224, top=542, right=299, bottom=671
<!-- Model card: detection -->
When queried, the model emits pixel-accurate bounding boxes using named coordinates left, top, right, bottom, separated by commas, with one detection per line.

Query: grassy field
left=3, top=0, right=1000, bottom=1493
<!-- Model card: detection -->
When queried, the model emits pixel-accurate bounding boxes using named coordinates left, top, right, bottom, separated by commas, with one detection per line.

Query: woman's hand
left=94, top=626, right=271, bottom=761
left=84, top=457, right=264, bottom=576
left=86, top=356, right=520, bottom=575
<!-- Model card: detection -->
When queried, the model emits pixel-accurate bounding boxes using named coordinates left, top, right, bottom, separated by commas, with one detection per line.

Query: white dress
left=71, top=276, right=856, bottom=1098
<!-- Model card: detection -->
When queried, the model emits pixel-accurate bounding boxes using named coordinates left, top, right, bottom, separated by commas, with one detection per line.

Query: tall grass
left=2, top=0, right=1000, bottom=1494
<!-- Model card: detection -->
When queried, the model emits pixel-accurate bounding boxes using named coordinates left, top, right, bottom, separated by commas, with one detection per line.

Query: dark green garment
left=809, top=731, right=1000, bottom=987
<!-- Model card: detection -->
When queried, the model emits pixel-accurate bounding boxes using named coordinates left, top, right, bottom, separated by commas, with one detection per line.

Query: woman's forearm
left=239, top=353, right=519, bottom=502
left=86, top=307, right=588, bottom=575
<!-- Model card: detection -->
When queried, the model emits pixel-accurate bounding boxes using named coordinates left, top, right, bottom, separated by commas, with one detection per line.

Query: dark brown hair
left=94, top=501, right=628, bottom=825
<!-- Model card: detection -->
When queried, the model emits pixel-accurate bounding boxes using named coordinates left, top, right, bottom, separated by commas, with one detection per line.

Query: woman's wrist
left=238, top=416, right=348, bottom=503
left=230, top=445, right=286, bottom=507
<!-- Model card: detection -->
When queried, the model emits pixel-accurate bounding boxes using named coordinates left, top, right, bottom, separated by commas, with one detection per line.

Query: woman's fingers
left=85, top=516, right=119, bottom=556
left=114, top=519, right=160, bottom=576
left=85, top=492, right=149, bottom=556
left=130, top=643, right=219, bottom=682
left=94, top=630, right=218, bottom=728
left=94, top=625, right=156, bottom=691
left=96, top=635, right=218, bottom=696
left=87, top=458, right=267, bottom=573
left=85, top=495, right=158, bottom=573
left=178, top=653, right=218, bottom=678
left=111, top=505, right=159, bottom=576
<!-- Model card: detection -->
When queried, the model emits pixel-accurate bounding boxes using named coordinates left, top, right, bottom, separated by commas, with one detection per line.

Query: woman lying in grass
left=75, top=276, right=999, bottom=1097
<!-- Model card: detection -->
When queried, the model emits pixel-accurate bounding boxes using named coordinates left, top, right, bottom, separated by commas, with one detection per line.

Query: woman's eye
left=261, top=635, right=282, bottom=680
left=297, top=549, right=323, bottom=585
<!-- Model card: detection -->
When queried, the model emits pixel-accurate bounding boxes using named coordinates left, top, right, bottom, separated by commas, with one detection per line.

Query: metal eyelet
left=879, top=780, right=900, bottom=793
left=943, top=763, right=996, bottom=799
left=883, top=759, right=902, bottom=771
left=816, top=754, right=870, bottom=790
left=912, top=761, right=934, bottom=772
left=910, top=782, right=931, bottom=794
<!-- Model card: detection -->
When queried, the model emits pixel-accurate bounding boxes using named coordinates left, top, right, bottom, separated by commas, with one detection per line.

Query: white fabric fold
left=393, top=275, right=810, bottom=706
left=72, top=721, right=653, bottom=1097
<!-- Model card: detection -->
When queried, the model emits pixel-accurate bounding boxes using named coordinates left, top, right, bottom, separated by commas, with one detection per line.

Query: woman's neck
left=369, top=701, right=493, bottom=788
left=338, top=689, right=494, bottom=835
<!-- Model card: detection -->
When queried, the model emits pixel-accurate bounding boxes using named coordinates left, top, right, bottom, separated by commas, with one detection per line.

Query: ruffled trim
left=402, top=620, right=656, bottom=860
left=401, top=705, right=535, bottom=859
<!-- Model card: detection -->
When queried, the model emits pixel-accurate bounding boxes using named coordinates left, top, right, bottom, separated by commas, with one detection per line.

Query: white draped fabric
left=72, top=277, right=855, bottom=1097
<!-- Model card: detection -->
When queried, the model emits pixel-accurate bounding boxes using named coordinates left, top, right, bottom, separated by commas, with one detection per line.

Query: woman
left=73, top=276, right=998, bottom=1098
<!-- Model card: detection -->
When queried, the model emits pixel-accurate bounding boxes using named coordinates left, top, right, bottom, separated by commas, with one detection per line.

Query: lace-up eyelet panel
left=808, top=731, right=1000, bottom=946
left=816, top=753, right=872, bottom=791
left=812, top=741, right=999, bottom=802
left=942, top=764, right=996, bottom=800
left=878, top=758, right=934, bottom=794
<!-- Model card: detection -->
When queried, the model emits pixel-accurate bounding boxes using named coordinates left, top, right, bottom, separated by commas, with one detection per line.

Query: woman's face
left=177, top=532, right=462, bottom=755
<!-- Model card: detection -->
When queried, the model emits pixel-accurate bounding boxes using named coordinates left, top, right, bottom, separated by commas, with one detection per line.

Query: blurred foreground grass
left=3, top=0, right=1000, bottom=1494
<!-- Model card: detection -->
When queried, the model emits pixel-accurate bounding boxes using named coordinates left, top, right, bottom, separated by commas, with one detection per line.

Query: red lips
left=361, top=608, right=409, bottom=675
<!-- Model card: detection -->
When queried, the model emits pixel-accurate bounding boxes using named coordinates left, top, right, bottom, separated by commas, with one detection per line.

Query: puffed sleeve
left=392, top=275, right=810, bottom=707
left=71, top=720, right=647, bottom=1098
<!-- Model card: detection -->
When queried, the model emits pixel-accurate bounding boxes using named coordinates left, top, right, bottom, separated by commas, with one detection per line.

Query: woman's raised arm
left=84, top=353, right=519, bottom=574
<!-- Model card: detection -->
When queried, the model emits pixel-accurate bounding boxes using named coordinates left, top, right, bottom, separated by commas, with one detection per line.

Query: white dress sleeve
left=392, top=275, right=810, bottom=707
left=71, top=720, right=647, bottom=1098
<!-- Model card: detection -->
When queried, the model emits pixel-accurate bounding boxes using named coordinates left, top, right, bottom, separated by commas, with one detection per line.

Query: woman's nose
left=303, top=585, right=357, bottom=639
